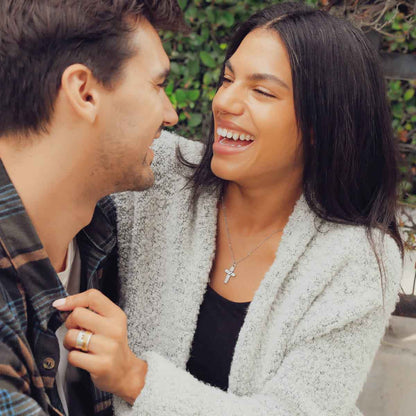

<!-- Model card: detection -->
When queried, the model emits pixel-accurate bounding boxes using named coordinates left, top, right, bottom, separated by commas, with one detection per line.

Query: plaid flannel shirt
left=0, top=160, right=118, bottom=415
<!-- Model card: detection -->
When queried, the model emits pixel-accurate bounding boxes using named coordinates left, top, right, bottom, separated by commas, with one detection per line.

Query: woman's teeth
left=216, top=127, right=254, bottom=141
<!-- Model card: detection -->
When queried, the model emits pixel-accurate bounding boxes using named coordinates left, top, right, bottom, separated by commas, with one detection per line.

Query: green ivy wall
left=161, top=0, right=415, bottom=199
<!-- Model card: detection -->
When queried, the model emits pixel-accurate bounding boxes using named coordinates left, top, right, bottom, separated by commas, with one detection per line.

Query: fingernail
left=52, top=298, right=66, bottom=308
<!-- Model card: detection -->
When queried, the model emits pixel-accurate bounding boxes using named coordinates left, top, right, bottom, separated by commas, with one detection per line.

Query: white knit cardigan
left=112, top=131, right=402, bottom=416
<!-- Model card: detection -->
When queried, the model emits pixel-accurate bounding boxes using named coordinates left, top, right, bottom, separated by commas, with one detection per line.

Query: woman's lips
left=213, top=125, right=255, bottom=155
left=218, top=137, right=252, bottom=147
left=213, top=135, right=254, bottom=155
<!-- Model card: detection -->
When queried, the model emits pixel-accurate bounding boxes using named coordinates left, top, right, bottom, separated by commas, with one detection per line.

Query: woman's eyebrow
left=224, top=60, right=234, bottom=73
left=224, top=60, right=289, bottom=90
left=248, top=73, right=289, bottom=90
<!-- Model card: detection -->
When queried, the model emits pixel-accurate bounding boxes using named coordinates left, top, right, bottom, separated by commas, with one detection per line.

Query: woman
left=56, top=3, right=403, bottom=415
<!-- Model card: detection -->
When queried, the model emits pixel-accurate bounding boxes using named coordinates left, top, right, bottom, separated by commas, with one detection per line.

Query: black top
left=186, top=285, right=251, bottom=391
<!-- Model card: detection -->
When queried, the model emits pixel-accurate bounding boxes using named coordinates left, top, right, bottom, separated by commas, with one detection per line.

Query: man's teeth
left=217, top=127, right=254, bottom=141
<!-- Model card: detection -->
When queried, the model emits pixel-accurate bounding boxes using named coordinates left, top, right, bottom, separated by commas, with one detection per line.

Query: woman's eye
left=221, top=76, right=232, bottom=84
left=254, top=89, right=275, bottom=98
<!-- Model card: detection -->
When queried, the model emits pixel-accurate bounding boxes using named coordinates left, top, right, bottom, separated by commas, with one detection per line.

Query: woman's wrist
left=119, top=355, right=148, bottom=405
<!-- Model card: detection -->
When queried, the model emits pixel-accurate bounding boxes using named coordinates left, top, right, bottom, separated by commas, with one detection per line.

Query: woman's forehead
left=227, top=29, right=292, bottom=88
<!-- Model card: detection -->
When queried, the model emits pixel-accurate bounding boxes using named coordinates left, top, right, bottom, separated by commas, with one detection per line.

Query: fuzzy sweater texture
left=112, top=131, right=402, bottom=416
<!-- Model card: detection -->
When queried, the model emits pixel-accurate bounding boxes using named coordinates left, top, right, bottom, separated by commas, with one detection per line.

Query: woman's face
left=211, top=29, right=303, bottom=189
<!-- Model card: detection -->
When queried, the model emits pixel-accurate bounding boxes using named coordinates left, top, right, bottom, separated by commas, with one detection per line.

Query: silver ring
left=75, top=330, right=93, bottom=352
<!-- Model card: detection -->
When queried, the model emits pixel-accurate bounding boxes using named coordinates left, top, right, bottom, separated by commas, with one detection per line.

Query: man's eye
left=158, top=80, right=168, bottom=88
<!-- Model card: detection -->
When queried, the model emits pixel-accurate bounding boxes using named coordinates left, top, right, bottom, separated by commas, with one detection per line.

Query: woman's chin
left=210, top=158, right=243, bottom=183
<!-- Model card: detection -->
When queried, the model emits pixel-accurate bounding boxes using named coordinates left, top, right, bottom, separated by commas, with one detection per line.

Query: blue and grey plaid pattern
left=0, top=160, right=118, bottom=415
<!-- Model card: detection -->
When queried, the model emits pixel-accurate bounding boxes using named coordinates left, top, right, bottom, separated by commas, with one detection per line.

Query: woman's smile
left=213, top=122, right=255, bottom=154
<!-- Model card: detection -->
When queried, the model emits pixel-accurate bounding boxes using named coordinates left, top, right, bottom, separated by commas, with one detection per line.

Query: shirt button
left=42, top=357, right=56, bottom=370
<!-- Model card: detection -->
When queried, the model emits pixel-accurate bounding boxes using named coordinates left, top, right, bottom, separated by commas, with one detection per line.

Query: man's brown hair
left=0, top=0, right=187, bottom=137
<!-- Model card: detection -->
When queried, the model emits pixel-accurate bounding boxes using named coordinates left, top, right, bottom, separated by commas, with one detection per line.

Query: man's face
left=96, top=19, right=178, bottom=193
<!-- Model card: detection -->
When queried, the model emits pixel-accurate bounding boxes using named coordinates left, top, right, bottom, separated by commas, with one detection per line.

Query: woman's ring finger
left=75, top=330, right=93, bottom=352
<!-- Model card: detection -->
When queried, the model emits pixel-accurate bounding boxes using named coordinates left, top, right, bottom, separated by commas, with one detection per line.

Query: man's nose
left=163, top=94, right=179, bottom=127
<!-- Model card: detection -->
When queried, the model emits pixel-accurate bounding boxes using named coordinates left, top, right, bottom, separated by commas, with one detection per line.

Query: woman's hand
left=53, top=289, right=147, bottom=405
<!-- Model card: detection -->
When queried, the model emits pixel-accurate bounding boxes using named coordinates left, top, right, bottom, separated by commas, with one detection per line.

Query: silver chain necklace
left=221, top=197, right=284, bottom=284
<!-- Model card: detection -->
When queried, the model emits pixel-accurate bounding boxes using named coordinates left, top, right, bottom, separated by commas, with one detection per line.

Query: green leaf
left=390, top=80, right=401, bottom=91
left=208, top=89, right=216, bottom=100
left=187, top=90, right=200, bottom=101
left=384, top=12, right=394, bottom=22
left=188, top=113, right=203, bottom=127
left=402, top=23, right=411, bottom=33
left=178, top=0, right=187, bottom=10
left=200, top=27, right=210, bottom=42
left=218, top=11, right=235, bottom=28
left=175, top=89, right=187, bottom=105
left=170, top=62, right=181, bottom=76
left=185, top=5, right=198, bottom=20
left=203, top=72, right=212, bottom=85
left=206, top=7, right=216, bottom=23
left=165, top=80, right=174, bottom=96
left=200, top=51, right=216, bottom=68
left=392, top=21, right=402, bottom=31
left=404, top=89, right=415, bottom=101
left=188, top=59, right=200, bottom=77
left=169, top=94, right=177, bottom=108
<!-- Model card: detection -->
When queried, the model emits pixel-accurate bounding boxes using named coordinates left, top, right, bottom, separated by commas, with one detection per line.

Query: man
left=0, top=1, right=186, bottom=414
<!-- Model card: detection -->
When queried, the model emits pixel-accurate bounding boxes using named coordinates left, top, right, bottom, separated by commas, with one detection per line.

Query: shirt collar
left=80, top=196, right=117, bottom=258
left=0, top=160, right=116, bottom=330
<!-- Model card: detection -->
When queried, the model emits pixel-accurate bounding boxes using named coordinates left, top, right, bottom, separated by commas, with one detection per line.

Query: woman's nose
left=213, top=83, right=245, bottom=116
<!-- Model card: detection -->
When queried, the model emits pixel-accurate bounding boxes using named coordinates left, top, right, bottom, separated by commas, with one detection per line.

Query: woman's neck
left=222, top=180, right=302, bottom=236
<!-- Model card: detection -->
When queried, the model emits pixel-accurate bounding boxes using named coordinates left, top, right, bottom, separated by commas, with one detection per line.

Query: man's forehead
left=130, top=18, right=163, bottom=51
left=146, top=53, right=170, bottom=79
left=130, top=20, right=170, bottom=75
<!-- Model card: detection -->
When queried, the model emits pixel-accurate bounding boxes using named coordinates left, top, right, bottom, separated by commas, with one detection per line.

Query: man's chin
left=131, top=169, right=155, bottom=192
left=112, top=168, right=155, bottom=194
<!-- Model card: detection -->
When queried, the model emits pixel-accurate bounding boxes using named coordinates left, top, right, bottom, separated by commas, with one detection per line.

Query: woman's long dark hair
left=180, top=2, right=404, bottom=286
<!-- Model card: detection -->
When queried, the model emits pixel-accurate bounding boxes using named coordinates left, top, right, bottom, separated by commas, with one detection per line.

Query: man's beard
left=119, top=163, right=155, bottom=192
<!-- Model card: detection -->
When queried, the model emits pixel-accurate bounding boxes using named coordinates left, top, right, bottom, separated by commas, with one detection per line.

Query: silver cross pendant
left=224, top=264, right=236, bottom=284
